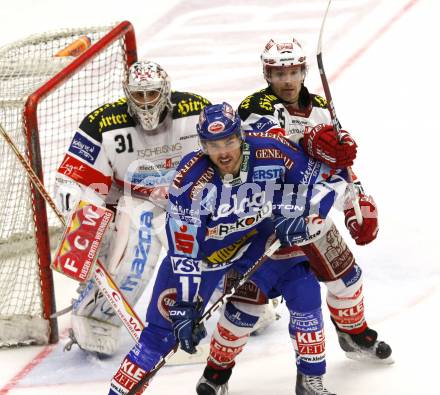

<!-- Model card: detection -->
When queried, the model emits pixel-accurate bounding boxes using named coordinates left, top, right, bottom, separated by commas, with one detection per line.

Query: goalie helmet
left=123, top=60, right=171, bottom=130
left=261, top=38, right=307, bottom=81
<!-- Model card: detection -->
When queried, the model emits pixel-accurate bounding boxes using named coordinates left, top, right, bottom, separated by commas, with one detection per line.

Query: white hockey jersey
left=237, top=85, right=331, bottom=144
left=56, top=92, right=211, bottom=205
left=237, top=85, right=360, bottom=187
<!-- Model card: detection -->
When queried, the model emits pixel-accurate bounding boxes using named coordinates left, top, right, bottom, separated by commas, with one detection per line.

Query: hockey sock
left=327, top=288, right=368, bottom=335
left=289, top=308, right=326, bottom=376
left=326, top=265, right=368, bottom=335
left=109, top=356, right=150, bottom=395
left=208, top=322, right=248, bottom=369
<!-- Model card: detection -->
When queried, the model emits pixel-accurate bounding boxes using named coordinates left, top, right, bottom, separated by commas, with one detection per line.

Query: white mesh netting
left=0, top=23, right=131, bottom=346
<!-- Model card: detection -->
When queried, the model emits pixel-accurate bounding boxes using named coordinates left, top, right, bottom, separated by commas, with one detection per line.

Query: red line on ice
left=0, top=344, right=56, bottom=394
left=328, top=0, right=420, bottom=85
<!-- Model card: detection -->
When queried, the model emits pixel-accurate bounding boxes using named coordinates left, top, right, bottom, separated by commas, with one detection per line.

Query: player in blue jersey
left=197, top=37, right=391, bottom=395
left=108, top=102, right=352, bottom=395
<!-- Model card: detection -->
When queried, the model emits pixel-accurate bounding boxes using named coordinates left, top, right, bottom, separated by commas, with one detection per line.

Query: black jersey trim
left=171, top=91, right=211, bottom=119
left=79, top=98, right=135, bottom=142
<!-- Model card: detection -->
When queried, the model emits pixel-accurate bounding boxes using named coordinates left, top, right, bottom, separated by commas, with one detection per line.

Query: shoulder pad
left=238, top=88, right=280, bottom=120
left=172, top=151, right=208, bottom=188
left=79, top=98, right=135, bottom=142
left=246, top=132, right=298, bottom=151
left=311, top=94, right=328, bottom=109
left=171, top=91, right=211, bottom=119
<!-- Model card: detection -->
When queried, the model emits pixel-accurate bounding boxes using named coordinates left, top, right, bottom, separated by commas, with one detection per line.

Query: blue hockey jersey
left=166, top=132, right=348, bottom=303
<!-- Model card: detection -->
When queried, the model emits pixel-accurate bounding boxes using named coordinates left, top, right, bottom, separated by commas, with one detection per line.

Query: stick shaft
left=316, top=0, right=363, bottom=224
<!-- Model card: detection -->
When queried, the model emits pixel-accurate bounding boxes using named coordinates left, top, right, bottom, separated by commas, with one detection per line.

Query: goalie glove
left=344, top=194, right=379, bottom=245
left=302, top=124, right=357, bottom=168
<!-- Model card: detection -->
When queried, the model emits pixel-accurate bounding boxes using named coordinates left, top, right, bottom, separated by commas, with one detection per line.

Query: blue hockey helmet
left=197, top=102, right=241, bottom=142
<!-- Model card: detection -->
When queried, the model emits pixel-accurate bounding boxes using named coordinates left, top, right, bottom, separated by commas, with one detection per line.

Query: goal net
left=0, top=21, right=137, bottom=346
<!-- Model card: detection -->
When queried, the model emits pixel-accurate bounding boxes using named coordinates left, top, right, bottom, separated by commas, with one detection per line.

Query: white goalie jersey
left=56, top=92, right=210, bottom=209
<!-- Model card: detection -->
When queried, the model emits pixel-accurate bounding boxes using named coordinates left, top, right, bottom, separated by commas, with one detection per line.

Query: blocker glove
left=344, top=194, right=379, bottom=245
left=302, top=124, right=357, bottom=168
left=169, top=302, right=207, bottom=354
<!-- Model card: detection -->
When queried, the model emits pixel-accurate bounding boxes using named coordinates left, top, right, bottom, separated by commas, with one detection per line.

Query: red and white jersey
left=56, top=92, right=211, bottom=203
left=238, top=85, right=330, bottom=145
left=237, top=85, right=363, bottom=222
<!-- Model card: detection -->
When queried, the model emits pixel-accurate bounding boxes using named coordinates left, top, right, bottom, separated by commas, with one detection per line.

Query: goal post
left=0, top=21, right=137, bottom=347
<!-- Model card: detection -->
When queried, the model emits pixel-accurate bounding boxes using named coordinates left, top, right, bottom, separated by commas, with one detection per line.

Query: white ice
left=0, top=0, right=439, bottom=394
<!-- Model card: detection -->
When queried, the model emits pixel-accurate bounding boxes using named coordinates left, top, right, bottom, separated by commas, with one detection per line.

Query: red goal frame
left=22, top=21, right=137, bottom=344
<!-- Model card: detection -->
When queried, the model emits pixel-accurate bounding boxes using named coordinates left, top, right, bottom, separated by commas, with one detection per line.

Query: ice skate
left=196, top=365, right=231, bottom=395
left=335, top=324, right=393, bottom=364
left=296, top=373, right=336, bottom=395
left=63, top=328, right=78, bottom=352
left=196, top=376, right=229, bottom=395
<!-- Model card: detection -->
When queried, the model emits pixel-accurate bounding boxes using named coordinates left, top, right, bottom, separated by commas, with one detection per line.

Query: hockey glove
left=169, top=302, right=207, bottom=354
left=344, top=194, right=379, bottom=245
left=274, top=215, right=310, bottom=247
left=302, top=124, right=357, bottom=168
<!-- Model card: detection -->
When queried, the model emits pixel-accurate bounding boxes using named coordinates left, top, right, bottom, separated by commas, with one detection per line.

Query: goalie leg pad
left=325, top=264, right=367, bottom=334
left=71, top=314, right=120, bottom=355
left=251, top=298, right=281, bottom=335
left=208, top=301, right=263, bottom=369
left=72, top=196, right=166, bottom=354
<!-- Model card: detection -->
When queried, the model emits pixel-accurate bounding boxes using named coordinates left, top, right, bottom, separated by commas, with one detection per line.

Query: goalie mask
left=123, top=61, right=171, bottom=130
left=260, top=38, right=307, bottom=82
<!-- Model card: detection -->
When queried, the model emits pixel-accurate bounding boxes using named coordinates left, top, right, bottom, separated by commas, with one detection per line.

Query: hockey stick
left=0, top=122, right=145, bottom=342
left=128, top=239, right=282, bottom=395
left=317, top=0, right=363, bottom=224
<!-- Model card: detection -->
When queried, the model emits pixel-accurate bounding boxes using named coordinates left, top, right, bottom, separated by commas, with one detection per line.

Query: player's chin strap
left=222, top=141, right=251, bottom=187
left=317, top=0, right=363, bottom=224
left=127, top=238, right=282, bottom=395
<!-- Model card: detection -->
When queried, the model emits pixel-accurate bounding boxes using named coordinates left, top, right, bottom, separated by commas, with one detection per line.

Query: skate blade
left=345, top=351, right=395, bottom=365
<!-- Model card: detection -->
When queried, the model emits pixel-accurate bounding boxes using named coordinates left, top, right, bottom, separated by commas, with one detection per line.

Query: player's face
left=130, top=89, right=161, bottom=109
left=202, top=135, right=242, bottom=176
left=268, top=65, right=304, bottom=104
